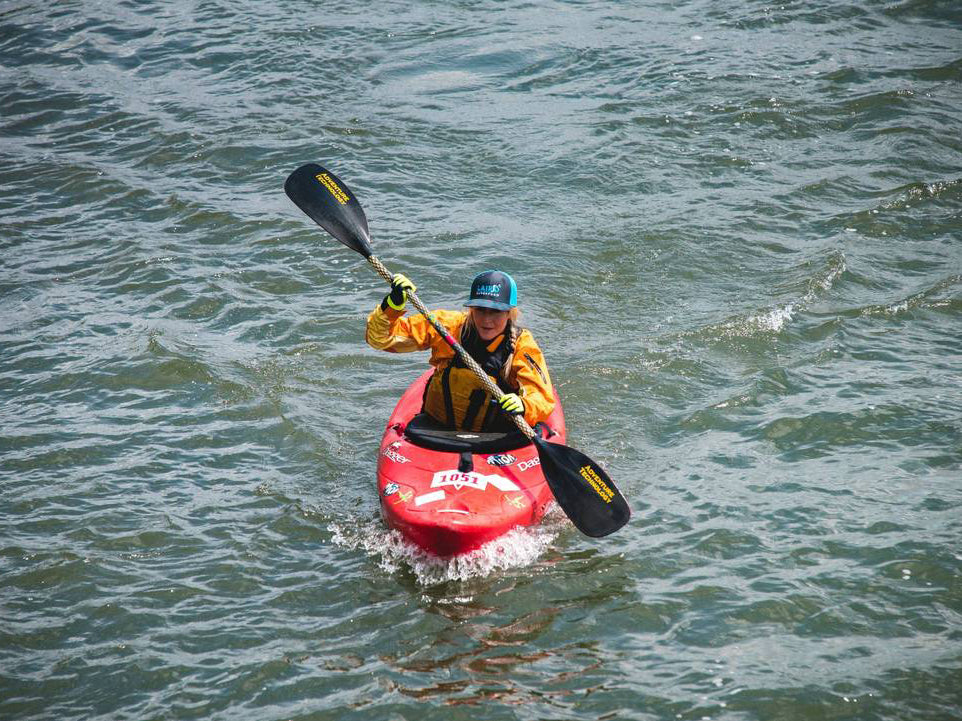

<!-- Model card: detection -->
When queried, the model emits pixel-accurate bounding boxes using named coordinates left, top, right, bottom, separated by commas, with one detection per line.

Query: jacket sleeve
left=510, top=330, right=556, bottom=427
left=366, top=305, right=463, bottom=354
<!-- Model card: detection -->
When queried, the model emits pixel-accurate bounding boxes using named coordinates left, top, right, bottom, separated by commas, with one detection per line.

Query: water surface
left=2, top=1, right=961, bottom=719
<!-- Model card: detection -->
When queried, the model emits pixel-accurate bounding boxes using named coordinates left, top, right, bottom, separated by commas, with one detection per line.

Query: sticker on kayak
left=516, top=457, right=541, bottom=472
left=505, top=495, right=527, bottom=509
left=382, top=442, right=410, bottom=464
left=431, top=470, right=520, bottom=492
left=415, top=490, right=445, bottom=506
left=384, top=486, right=412, bottom=505
left=487, top=454, right=517, bottom=467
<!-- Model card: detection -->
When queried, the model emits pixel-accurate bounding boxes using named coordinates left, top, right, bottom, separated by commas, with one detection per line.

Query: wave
left=698, top=250, right=847, bottom=340
left=875, top=178, right=962, bottom=212
left=855, top=274, right=962, bottom=318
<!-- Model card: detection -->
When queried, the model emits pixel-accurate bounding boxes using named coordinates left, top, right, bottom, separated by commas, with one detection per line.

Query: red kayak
left=377, top=369, right=566, bottom=557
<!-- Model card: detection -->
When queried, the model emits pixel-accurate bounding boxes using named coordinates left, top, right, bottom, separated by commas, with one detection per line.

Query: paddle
left=284, top=162, right=631, bottom=538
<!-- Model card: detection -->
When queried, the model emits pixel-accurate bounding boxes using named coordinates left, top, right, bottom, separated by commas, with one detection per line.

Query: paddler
left=366, top=270, right=555, bottom=432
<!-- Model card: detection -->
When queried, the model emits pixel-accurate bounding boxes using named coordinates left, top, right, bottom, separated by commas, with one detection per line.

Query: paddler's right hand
left=383, top=273, right=416, bottom=311
left=497, top=393, right=525, bottom=416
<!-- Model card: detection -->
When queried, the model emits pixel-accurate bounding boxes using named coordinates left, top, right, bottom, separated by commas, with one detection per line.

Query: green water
left=2, top=1, right=960, bottom=719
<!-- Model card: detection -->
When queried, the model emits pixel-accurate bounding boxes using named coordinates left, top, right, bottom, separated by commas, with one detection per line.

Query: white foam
left=717, top=303, right=796, bottom=337
left=329, top=511, right=563, bottom=586
left=749, top=303, right=796, bottom=332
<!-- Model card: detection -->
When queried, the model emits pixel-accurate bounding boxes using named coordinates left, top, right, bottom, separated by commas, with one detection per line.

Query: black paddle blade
left=284, top=163, right=373, bottom=257
left=533, top=435, right=630, bottom=537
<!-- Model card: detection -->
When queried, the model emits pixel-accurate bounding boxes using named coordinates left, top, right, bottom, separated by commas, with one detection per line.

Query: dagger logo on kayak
left=516, top=457, right=540, bottom=472
left=382, top=442, right=410, bottom=464
left=315, top=172, right=350, bottom=205
left=431, top=470, right=520, bottom=492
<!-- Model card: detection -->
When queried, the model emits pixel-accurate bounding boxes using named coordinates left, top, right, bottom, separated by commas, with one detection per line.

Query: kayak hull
left=376, top=370, right=566, bottom=557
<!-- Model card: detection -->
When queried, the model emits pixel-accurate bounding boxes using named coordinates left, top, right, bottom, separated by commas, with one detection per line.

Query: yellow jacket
left=366, top=304, right=555, bottom=431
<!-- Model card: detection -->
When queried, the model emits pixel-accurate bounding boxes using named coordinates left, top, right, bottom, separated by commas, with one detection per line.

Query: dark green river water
left=2, top=1, right=961, bottom=719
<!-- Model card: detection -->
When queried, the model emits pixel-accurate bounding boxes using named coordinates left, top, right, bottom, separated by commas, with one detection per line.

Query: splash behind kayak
left=377, top=370, right=566, bottom=557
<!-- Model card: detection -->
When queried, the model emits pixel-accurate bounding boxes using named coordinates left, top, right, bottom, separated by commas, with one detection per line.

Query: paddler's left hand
left=498, top=393, right=525, bottom=416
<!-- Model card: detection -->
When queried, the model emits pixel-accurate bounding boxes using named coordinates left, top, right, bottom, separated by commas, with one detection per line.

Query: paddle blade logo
left=315, top=172, right=350, bottom=205
left=579, top=464, right=615, bottom=504
left=431, top=470, right=520, bottom=492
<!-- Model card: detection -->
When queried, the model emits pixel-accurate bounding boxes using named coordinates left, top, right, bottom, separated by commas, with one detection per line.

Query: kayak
left=377, top=369, right=566, bottom=557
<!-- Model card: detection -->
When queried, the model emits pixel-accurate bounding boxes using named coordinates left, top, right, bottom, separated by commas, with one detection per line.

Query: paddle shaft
left=366, top=255, right=535, bottom=440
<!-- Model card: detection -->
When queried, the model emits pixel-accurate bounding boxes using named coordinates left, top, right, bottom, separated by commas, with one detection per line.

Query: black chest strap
left=456, top=325, right=514, bottom=383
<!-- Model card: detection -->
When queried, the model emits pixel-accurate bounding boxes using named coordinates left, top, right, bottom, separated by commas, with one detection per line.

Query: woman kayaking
left=366, top=269, right=555, bottom=432
left=287, top=162, right=628, bottom=538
